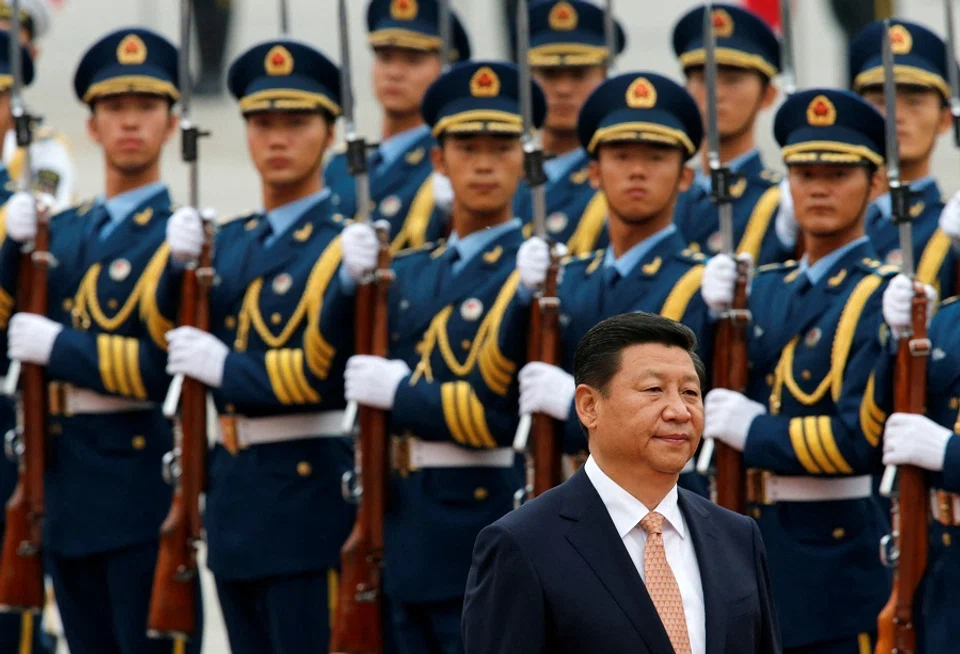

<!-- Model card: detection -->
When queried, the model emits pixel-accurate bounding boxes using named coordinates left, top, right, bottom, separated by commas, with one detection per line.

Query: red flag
left=742, top=0, right=781, bottom=32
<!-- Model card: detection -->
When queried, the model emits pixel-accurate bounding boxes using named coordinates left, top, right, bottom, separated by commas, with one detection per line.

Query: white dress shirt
left=584, top=456, right=706, bottom=654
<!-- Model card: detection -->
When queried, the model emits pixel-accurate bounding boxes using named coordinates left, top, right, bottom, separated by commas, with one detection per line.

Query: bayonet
left=439, top=0, right=452, bottom=70
left=603, top=0, right=617, bottom=75
left=945, top=0, right=960, bottom=146
left=279, top=0, right=290, bottom=36
left=779, top=0, right=797, bottom=95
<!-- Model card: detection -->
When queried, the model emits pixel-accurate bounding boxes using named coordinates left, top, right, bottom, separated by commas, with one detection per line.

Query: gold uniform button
left=765, top=374, right=774, bottom=386
left=832, top=528, right=846, bottom=540
left=131, top=435, right=147, bottom=450
left=944, top=533, right=953, bottom=547
left=461, top=339, right=472, bottom=351
left=271, top=312, right=282, bottom=325
left=225, top=316, right=237, bottom=329
left=107, top=299, right=119, bottom=310
left=801, top=370, right=812, bottom=380
left=225, top=403, right=236, bottom=414
left=62, top=299, right=74, bottom=312
left=234, top=339, right=244, bottom=349
left=473, top=487, right=489, bottom=501
left=297, top=461, right=312, bottom=477
left=751, top=507, right=762, bottom=520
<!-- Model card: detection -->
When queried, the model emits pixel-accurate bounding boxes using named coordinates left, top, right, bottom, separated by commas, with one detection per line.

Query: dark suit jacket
left=462, top=468, right=782, bottom=654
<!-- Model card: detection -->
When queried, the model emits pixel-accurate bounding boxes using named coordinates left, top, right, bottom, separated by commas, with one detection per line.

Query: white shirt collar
left=584, top=455, right=685, bottom=540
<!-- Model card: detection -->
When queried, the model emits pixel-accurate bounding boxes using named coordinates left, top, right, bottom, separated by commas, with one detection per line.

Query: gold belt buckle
left=391, top=434, right=414, bottom=477
left=937, top=490, right=957, bottom=526
left=746, top=469, right=774, bottom=506
left=219, top=416, right=239, bottom=456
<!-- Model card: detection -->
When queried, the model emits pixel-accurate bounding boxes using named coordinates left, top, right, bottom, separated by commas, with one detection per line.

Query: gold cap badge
left=626, top=77, right=657, bottom=109
left=806, top=94, right=836, bottom=127
left=549, top=1, right=578, bottom=31
left=711, top=8, right=734, bottom=39
left=889, top=24, right=912, bottom=55
left=390, top=0, right=418, bottom=21
left=265, top=45, right=294, bottom=76
left=117, top=34, right=147, bottom=66
left=470, top=66, right=500, bottom=98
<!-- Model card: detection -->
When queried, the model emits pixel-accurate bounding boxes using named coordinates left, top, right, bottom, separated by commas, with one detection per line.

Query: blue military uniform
left=850, top=19, right=960, bottom=299
left=671, top=3, right=790, bottom=266
left=339, top=61, right=545, bottom=654
left=323, top=0, right=471, bottom=252
left=736, top=89, right=894, bottom=652
left=511, top=0, right=625, bottom=254
left=0, top=28, right=202, bottom=654
left=480, top=72, right=712, bottom=495
left=146, top=41, right=356, bottom=654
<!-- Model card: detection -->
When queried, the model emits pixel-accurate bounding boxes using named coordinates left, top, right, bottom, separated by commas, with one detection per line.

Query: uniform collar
left=603, top=223, right=677, bottom=278
left=584, top=455, right=685, bottom=540
left=797, top=235, right=870, bottom=285
left=99, top=180, right=168, bottom=225
left=447, top=218, right=521, bottom=268
left=544, top=148, right=587, bottom=184
left=264, top=188, right=332, bottom=240
left=377, top=124, right=430, bottom=170
left=694, top=148, right=761, bottom=193
left=872, top=175, right=938, bottom=222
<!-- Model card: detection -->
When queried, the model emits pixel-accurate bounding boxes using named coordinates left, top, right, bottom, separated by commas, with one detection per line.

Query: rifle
left=147, top=0, right=211, bottom=640
left=695, top=2, right=750, bottom=514
left=331, top=1, right=391, bottom=650
left=279, top=0, right=290, bottom=36
left=944, top=0, right=960, bottom=293
left=511, top=0, right=562, bottom=501
left=0, top=0, right=49, bottom=614
left=876, top=20, right=930, bottom=654
left=438, top=0, right=452, bottom=70
left=777, top=0, right=805, bottom=261
left=603, top=0, right=617, bottom=75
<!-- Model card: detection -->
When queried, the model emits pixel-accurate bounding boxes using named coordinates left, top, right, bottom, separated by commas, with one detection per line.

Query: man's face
left=372, top=46, right=442, bottom=117
left=685, top=65, right=773, bottom=140
left=788, top=163, right=879, bottom=238
left=533, top=65, right=607, bottom=135
left=579, top=343, right=703, bottom=476
left=87, top=94, right=177, bottom=175
left=432, top=134, right=524, bottom=216
left=589, top=142, right=691, bottom=224
left=862, top=86, right=950, bottom=165
left=245, top=110, right=333, bottom=189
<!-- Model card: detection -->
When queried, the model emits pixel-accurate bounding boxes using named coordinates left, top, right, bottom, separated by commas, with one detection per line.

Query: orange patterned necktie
left=639, top=511, right=692, bottom=654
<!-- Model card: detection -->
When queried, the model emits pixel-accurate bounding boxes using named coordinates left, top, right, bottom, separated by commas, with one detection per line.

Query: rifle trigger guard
left=4, top=427, right=23, bottom=463
left=341, top=470, right=362, bottom=504
left=161, top=448, right=182, bottom=485
left=908, top=337, right=931, bottom=357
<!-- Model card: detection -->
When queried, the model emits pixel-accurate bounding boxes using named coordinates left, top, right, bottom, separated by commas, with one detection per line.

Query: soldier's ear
left=588, top=159, right=601, bottom=190
left=938, top=104, right=953, bottom=136
left=868, top=166, right=885, bottom=199
left=165, top=111, right=179, bottom=141
left=760, top=79, right=778, bottom=111
left=574, top=384, right=601, bottom=434
left=86, top=113, right=102, bottom=146
left=677, top=162, right=694, bottom=193
left=430, top=144, right=447, bottom=176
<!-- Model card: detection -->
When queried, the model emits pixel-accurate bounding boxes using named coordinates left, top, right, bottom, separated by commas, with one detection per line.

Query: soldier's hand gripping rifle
left=944, top=0, right=960, bottom=293
left=695, top=2, right=750, bottom=514
left=512, top=0, right=563, bottom=501
left=0, top=0, right=51, bottom=614
left=332, top=2, right=391, bottom=651
left=876, top=20, right=930, bottom=654
left=147, top=0, right=212, bottom=641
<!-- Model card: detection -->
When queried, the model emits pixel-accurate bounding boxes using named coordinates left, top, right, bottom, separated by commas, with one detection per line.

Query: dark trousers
left=389, top=596, right=464, bottom=654
left=215, top=569, right=336, bottom=654
left=785, top=631, right=875, bottom=654
left=47, top=540, right=202, bottom=654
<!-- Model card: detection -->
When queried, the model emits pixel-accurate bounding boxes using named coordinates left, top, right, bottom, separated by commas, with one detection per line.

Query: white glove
left=882, top=412, right=953, bottom=472
left=703, top=388, right=766, bottom=452
left=433, top=173, right=454, bottom=214
left=518, top=362, right=574, bottom=421
left=165, top=326, right=229, bottom=388
left=940, top=189, right=960, bottom=248
left=882, top=274, right=938, bottom=340
left=7, top=313, right=63, bottom=365
left=5, top=191, right=38, bottom=243
left=517, top=237, right=550, bottom=291
left=166, top=206, right=204, bottom=263
left=774, top=178, right=798, bottom=249
left=344, top=354, right=410, bottom=410
left=341, top=222, right=378, bottom=282
left=701, top=253, right=752, bottom=315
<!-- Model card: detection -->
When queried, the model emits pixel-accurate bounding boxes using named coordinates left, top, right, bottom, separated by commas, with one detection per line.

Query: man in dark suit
left=462, top=312, right=781, bottom=654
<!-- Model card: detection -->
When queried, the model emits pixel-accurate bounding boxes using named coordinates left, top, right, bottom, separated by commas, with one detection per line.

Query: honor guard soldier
left=849, top=19, right=959, bottom=299
left=701, top=89, right=895, bottom=653
left=483, top=73, right=712, bottom=493
left=0, top=28, right=203, bottom=654
left=151, top=40, right=355, bottom=654
left=323, top=0, right=471, bottom=251
left=0, top=0, right=74, bottom=210
left=513, top=0, right=626, bottom=255
left=671, top=3, right=790, bottom=266
left=877, top=286, right=960, bottom=654
left=338, top=61, right=546, bottom=654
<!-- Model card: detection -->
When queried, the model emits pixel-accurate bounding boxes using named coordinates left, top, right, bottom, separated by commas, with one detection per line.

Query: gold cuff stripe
left=467, top=385, right=496, bottom=448
left=781, top=142, right=884, bottom=167
left=853, top=64, right=950, bottom=99
left=566, top=191, right=607, bottom=257
left=432, top=110, right=523, bottom=137
left=83, top=76, right=180, bottom=103
left=679, top=48, right=778, bottom=78
left=803, top=415, right=838, bottom=474
left=112, top=335, right=132, bottom=397
left=454, top=381, right=481, bottom=447
left=737, top=184, right=781, bottom=263
left=789, top=417, right=821, bottom=474
left=125, top=338, right=148, bottom=400
left=860, top=373, right=885, bottom=446
left=97, top=334, right=117, bottom=393
left=238, top=89, right=342, bottom=117
left=291, top=349, right=321, bottom=403
left=660, top=264, right=704, bottom=322
left=265, top=349, right=294, bottom=405
left=818, top=415, right=853, bottom=473
left=588, top=122, right=696, bottom=156
left=479, top=346, right=513, bottom=397
left=441, top=381, right=469, bottom=445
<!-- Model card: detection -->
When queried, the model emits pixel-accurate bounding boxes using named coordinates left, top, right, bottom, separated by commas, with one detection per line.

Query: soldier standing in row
left=154, top=39, right=356, bottom=654
left=324, top=0, right=471, bottom=251
left=339, top=60, right=545, bottom=654
left=1, top=28, right=201, bottom=654
left=701, top=88, right=895, bottom=653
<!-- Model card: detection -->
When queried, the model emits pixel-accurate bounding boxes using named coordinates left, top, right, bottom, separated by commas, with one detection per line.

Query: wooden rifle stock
left=876, top=289, right=930, bottom=654
left=147, top=233, right=212, bottom=640
left=0, top=213, right=50, bottom=612
left=711, top=261, right=749, bottom=514
left=529, top=255, right=562, bottom=498
left=331, top=225, right=392, bottom=654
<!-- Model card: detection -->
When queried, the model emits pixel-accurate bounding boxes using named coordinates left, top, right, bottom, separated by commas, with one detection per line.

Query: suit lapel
left=678, top=490, right=726, bottom=650
left=561, top=470, right=676, bottom=654
left=243, top=195, right=334, bottom=283
left=88, top=188, right=170, bottom=265
left=373, top=132, right=434, bottom=199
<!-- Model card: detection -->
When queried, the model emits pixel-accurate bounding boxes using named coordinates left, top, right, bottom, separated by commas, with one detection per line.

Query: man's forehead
left=619, top=343, right=697, bottom=375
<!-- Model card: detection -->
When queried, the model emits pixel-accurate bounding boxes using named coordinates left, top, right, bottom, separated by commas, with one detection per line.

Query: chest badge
left=380, top=195, right=402, bottom=218
left=108, top=258, right=132, bottom=282
left=884, top=249, right=903, bottom=268
left=460, top=298, right=484, bottom=322
left=546, top=212, right=568, bottom=234
left=932, top=348, right=945, bottom=361
left=272, top=273, right=293, bottom=296
left=707, top=231, right=724, bottom=254
left=804, top=327, right=822, bottom=348
left=754, top=325, right=764, bottom=338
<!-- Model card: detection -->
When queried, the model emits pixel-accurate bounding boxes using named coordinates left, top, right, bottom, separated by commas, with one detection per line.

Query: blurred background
left=27, top=1, right=960, bottom=651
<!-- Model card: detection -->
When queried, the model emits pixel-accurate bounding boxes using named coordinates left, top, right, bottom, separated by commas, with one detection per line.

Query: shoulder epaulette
left=939, top=294, right=959, bottom=308
left=395, top=239, right=441, bottom=259
left=758, top=169, right=783, bottom=184
left=756, top=259, right=797, bottom=275
left=219, top=210, right=261, bottom=230
left=66, top=197, right=97, bottom=218
left=676, top=248, right=707, bottom=264
left=875, top=264, right=900, bottom=277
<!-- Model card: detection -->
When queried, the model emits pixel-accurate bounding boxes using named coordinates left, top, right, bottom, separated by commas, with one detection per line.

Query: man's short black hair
left=573, top=312, right=706, bottom=395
